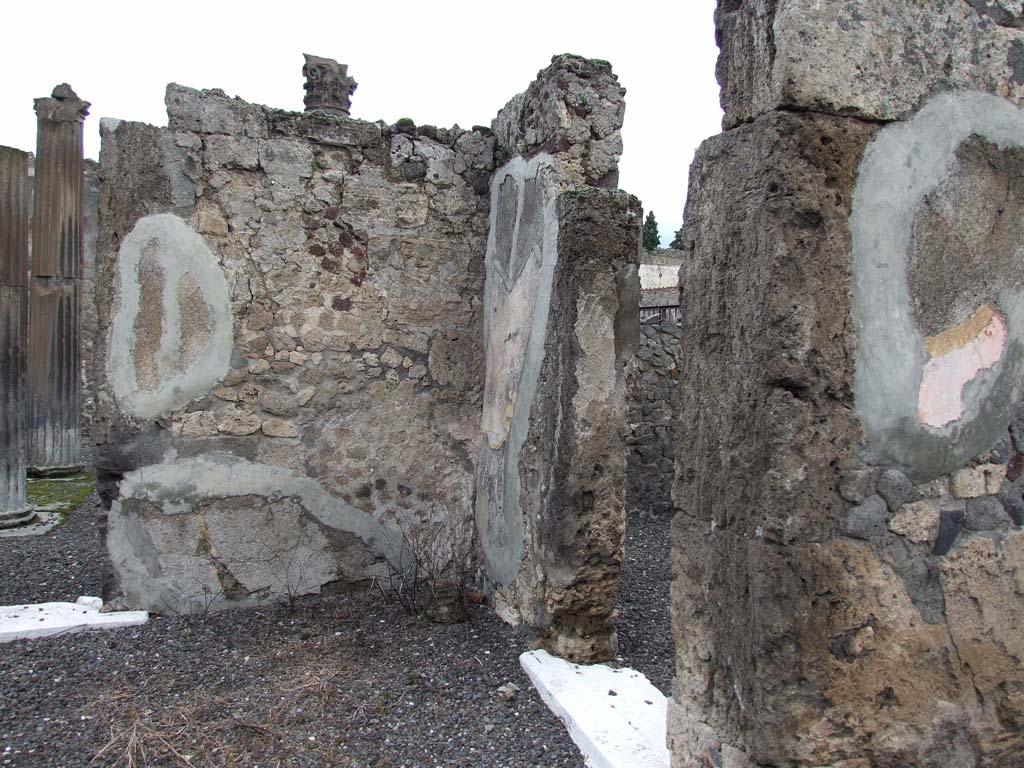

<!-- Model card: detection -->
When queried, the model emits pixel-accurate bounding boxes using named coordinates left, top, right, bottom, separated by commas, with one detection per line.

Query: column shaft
left=0, top=146, right=32, bottom=525
left=27, top=85, right=89, bottom=475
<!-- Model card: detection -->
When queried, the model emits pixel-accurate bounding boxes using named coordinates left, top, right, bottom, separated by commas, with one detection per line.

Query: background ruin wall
left=670, top=2, right=1024, bottom=766
left=627, top=314, right=681, bottom=519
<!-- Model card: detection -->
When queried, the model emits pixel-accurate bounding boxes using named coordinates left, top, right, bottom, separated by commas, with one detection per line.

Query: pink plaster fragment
left=918, top=313, right=1007, bottom=428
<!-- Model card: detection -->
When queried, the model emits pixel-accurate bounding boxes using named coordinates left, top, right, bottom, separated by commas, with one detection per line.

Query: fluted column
left=0, top=147, right=33, bottom=526
left=27, top=84, right=89, bottom=475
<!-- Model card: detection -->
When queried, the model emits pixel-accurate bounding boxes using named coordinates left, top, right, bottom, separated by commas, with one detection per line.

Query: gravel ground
left=617, top=510, right=674, bottom=695
left=0, top=493, right=103, bottom=606
left=0, top=492, right=674, bottom=767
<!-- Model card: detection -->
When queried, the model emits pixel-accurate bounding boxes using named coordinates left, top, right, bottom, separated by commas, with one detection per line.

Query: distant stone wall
left=626, top=316, right=681, bottom=517
left=93, top=84, right=495, bottom=613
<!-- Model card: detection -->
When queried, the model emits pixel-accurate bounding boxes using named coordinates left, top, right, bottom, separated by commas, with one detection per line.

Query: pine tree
left=642, top=211, right=660, bottom=252
left=669, top=225, right=685, bottom=250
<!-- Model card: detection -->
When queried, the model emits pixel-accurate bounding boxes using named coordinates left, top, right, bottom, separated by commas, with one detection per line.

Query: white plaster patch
left=918, top=311, right=1007, bottom=427
left=520, top=650, right=669, bottom=768
left=0, top=597, right=148, bottom=642
left=108, top=213, right=233, bottom=419
left=638, top=264, right=680, bottom=290
left=480, top=155, right=557, bottom=449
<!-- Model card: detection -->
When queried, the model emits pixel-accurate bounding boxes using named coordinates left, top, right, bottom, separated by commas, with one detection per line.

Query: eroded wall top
left=492, top=54, right=625, bottom=188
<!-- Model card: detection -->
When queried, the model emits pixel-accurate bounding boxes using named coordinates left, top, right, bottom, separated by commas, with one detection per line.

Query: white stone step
left=0, top=596, right=148, bottom=642
left=520, top=649, right=670, bottom=768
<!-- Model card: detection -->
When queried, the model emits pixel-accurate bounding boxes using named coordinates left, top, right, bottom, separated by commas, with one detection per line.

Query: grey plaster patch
left=108, top=453, right=408, bottom=613
left=851, top=91, right=1024, bottom=481
left=477, top=154, right=558, bottom=586
left=1009, top=39, right=1024, bottom=84
left=108, top=214, right=233, bottom=419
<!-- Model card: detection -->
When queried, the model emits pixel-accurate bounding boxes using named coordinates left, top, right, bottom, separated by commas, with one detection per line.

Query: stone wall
left=93, top=84, right=495, bottom=613
left=670, top=2, right=1024, bottom=766
left=626, top=316, right=681, bottom=517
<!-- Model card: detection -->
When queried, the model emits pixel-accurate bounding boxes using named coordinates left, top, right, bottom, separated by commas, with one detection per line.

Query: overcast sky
left=0, top=1, right=722, bottom=247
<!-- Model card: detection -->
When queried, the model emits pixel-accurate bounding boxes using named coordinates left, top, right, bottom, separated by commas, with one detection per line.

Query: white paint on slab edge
left=0, top=597, right=148, bottom=642
left=520, top=649, right=669, bottom=768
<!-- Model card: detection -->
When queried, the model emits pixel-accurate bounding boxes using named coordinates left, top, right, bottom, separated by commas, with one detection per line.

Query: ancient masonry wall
left=81, top=159, right=99, bottom=438
left=94, top=55, right=639, bottom=644
left=94, top=84, right=495, bottom=613
left=475, top=56, right=640, bottom=662
left=670, top=2, right=1024, bottom=766
left=626, top=315, right=681, bottom=518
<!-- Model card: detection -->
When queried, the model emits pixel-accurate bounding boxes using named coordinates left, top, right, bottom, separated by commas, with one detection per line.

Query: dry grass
left=85, top=650, right=362, bottom=768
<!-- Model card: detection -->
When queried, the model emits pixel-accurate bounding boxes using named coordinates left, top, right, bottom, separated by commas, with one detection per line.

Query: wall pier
left=476, top=56, right=640, bottom=662
left=670, top=3, right=1024, bottom=765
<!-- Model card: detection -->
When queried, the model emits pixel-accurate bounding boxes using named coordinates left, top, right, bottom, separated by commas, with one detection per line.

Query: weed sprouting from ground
left=377, top=513, right=476, bottom=623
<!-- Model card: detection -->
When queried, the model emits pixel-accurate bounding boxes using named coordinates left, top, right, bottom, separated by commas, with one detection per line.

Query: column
left=27, top=84, right=89, bottom=475
left=0, top=147, right=32, bottom=526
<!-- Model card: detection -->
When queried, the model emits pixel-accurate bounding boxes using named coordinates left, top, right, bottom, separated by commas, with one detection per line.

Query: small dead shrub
left=377, top=512, right=475, bottom=623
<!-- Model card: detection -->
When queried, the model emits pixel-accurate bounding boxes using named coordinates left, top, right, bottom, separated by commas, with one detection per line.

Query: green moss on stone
left=27, top=471, right=96, bottom=516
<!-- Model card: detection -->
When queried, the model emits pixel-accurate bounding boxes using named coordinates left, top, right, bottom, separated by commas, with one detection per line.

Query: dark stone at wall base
left=877, top=468, right=913, bottom=511
left=999, top=482, right=1024, bottom=526
left=964, top=496, right=1010, bottom=532
left=838, top=468, right=876, bottom=503
left=840, top=495, right=889, bottom=540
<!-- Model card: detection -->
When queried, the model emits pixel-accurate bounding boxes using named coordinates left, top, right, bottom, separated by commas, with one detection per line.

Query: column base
left=27, top=464, right=85, bottom=479
left=0, top=507, right=38, bottom=529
